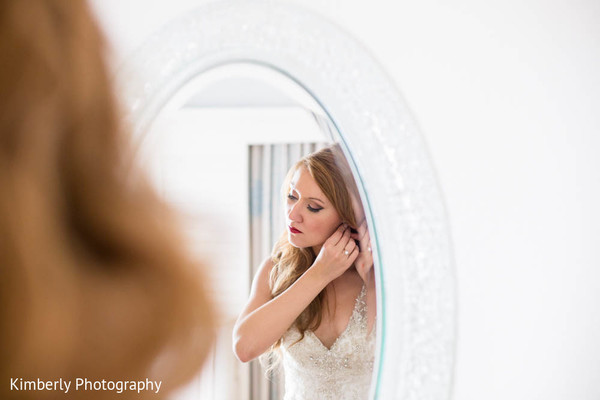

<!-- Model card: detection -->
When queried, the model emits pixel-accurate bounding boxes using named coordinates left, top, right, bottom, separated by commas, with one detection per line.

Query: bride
left=233, top=144, right=376, bottom=400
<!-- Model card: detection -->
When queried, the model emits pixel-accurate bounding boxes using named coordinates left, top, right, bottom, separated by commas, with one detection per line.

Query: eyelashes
left=287, top=194, right=323, bottom=213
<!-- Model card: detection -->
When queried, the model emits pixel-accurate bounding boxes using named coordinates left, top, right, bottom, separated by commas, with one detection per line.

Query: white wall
left=90, top=1, right=600, bottom=399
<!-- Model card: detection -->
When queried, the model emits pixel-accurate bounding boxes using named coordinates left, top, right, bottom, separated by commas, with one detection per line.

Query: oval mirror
left=118, top=2, right=455, bottom=399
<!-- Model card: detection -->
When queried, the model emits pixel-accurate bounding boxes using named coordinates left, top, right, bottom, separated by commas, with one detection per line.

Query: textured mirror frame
left=118, top=1, right=456, bottom=399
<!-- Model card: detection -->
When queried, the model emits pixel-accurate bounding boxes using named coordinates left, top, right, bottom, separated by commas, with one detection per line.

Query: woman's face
left=286, top=167, right=342, bottom=253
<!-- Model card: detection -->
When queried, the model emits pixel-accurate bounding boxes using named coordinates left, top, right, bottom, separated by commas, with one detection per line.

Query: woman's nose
left=288, top=202, right=302, bottom=222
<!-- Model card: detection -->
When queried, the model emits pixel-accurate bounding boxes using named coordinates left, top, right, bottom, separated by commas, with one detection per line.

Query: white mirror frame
left=118, top=1, right=456, bottom=399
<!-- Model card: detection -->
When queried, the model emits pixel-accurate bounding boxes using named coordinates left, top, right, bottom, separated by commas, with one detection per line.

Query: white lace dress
left=280, top=285, right=375, bottom=400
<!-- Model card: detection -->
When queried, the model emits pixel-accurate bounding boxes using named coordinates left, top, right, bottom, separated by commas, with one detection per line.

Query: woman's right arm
left=232, top=256, right=328, bottom=363
left=232, top=224, right=358, bottom=363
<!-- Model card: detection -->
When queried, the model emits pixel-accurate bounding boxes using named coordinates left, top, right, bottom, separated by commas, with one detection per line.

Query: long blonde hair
left=268, top=144, right=362, bottom=348
left=0, top=1, right=214, bottom=398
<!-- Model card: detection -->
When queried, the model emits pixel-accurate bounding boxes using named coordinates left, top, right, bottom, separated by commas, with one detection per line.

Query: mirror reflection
left=235, top=143, right=376, bottom=400
left=139, top=63, right=376, bottom=400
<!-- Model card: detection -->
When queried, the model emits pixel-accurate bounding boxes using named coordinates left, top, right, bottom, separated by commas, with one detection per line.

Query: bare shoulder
left=236, top=257, right=276, bottom=324
left=255, top=257, right=275, bottom=283
left=257, top=256, right=275, bottom=276
left=249, top=257, right=275, bottom=297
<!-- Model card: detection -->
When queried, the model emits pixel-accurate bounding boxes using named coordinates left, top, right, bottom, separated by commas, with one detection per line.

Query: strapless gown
left=280, top=284, right=375, bottom=400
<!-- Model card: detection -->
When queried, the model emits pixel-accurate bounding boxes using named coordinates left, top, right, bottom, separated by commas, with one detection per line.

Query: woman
left=0, top=1, right=214, bottom=399
left=233, top=145, right=376, bottom=400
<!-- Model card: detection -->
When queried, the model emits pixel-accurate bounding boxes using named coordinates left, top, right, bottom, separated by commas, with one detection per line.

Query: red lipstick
left=289, top=226, right=302, bottom=234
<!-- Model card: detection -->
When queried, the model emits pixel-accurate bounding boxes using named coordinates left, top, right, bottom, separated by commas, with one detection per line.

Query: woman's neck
left=311, top=244, right=322, bottom=255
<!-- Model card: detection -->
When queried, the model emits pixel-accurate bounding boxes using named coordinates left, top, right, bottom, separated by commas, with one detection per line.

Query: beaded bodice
left=280, top=284, right=375, bottom=400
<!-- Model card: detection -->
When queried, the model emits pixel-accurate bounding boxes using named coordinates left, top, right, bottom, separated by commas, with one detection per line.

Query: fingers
left=342, top=240, right=359, bottom=264
left=329, top=223, right=348, bottom=246
left=342, top=237, right=356, bottom=256
left=348, top=245, right=360, bottom=263
left=358, top=221, right=368, bottom=240
left=350, top=221, right=370, bottom=253
left=350, top=220, right=367, bottom=237
left=343, top=227, right=358, bottom=254
left=332, top=224, right=352, bottom=247
left=359, top=228, right=372, bottom=253
left=326, top=223, right=368, bottom=259
left=364, top=236, right=372, bottom=253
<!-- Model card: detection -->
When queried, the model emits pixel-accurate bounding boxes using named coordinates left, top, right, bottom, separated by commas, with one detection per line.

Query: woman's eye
left=287, top=194, right=297, bottom=201
left=307, top=205, right=323, bottom=213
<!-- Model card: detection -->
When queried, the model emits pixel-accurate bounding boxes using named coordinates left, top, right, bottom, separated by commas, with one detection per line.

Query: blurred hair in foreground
left=0, top=1, right=215, bottom=398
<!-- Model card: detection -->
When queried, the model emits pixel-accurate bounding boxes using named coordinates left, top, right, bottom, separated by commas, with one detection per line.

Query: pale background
left=90, top=1, right=600, bottom=399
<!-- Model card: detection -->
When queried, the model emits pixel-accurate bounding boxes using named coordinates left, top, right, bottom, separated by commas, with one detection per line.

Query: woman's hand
left=313, top=224, right=359, bottom=282
left=351, top=220, right=374, bottom=283
left=349, top=192, right=373, bottom=283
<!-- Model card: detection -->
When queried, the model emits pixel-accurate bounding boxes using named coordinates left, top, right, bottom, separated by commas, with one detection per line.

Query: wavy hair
left=0, top=1, right=214, bottom=399
left=268, top=144, right=363, bottom=351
